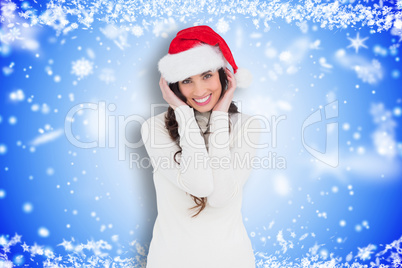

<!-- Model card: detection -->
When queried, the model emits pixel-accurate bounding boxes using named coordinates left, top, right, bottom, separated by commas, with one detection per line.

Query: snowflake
left=347, top=32, right=369, bottom=53
left=354, top=59, right=383, bottom=85
left=2, top=245, right=10, bottom=253
left=58, top=239, right=74, bottom=251
left=0, top=236, right=8, bottom=246
left=99, top=68, right=115, bottom=84
left=10, top=233, right=21, bottom=244
left=6, top=27, right=22, bottom=42
left=391, top=27, right=402, bottom=42
left=44, top=248, right=55, bottom=258
left=390, top=251, right=402, bottom=267
left=100, top=24, right=122, bottom=39
left=30, top=243, right=44, bottom=257
left=100, top=24, right=129, bottom=49
left=18, top=10, right=31, bottom=19
left=1, top=2, right=17, bottom=20
left=357, top=244, right=376, bottom=261
left=132, top=25, right=144, bottom=37
left=215, top=18, right=230, bottom=34
left=79, top=15, right=94, bottom=28
left=370, top=103, right=397, bottom=158
left=21, top=242, right=30, bottom=252
left=71, top=57, right=93, bottom=79
left=0, top=260, right=13, bottom=268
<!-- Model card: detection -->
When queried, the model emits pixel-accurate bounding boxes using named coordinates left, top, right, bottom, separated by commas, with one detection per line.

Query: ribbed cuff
left=174, top=105, right=205, bottom=149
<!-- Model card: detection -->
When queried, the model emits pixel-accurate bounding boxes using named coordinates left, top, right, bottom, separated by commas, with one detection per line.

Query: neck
left=194, top=109, right=212, bottom=116
left=194, top=109, right=212, bottom=133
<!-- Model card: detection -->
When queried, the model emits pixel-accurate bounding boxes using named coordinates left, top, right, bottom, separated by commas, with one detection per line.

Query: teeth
left=194, top=94, right=211, bottom=103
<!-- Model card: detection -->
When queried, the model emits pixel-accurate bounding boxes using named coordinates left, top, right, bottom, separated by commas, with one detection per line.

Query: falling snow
left=370, top=103, right=398, bottom=158
left=71, top=57, right=94, bottom=79
left=0, top=233, right=400, bottom=267
left=0, top=0, right=401, bottom=44
left=1, top=0, right=401, bottom=267
left=347, top=33, right=369, bottom=53
left=99, top=68, right=116, bottom=84
left=131, top=25, right=144, bottom=37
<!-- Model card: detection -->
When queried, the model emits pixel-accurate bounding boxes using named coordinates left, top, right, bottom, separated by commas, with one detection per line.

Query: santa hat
left=158, top=25, right=252, bottom=88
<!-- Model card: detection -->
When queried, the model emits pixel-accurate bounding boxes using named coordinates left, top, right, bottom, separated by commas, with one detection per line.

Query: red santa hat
left=158, top=25, right=252, bottom=88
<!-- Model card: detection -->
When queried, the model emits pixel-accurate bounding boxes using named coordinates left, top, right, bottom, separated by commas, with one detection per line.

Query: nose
left=193, top=81, right=207, bottom=97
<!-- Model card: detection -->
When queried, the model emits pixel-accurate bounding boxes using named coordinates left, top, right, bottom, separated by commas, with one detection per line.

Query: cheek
left=178, top=86, right=190, bottom=98
left=212, top=79, right=222, bottom=95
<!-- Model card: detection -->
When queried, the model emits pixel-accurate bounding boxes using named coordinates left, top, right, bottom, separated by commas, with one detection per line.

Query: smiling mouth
left=193, top=94, right=212, bottom=105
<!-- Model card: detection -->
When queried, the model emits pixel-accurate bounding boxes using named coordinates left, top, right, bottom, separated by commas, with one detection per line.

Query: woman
left=141, top=25, right=261, bottom=268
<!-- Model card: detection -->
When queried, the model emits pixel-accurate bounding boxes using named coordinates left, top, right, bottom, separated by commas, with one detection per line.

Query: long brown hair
left=164, top=68, right=239, bottom=217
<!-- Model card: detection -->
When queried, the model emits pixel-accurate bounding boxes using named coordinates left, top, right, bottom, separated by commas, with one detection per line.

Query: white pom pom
left=234, top=68, right=253, bottom=88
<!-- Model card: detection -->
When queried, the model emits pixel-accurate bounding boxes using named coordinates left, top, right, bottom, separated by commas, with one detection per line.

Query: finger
left=226, top=70, right=236, bottom=85
left=227, top=74, right=234, bottom=84
left=231, top=73, right=237, bottom=86
left=227, top=76, right=236, bottom=91
left=159, top=76, right=164, bottom=88
left=225, top=69, right=235, bottom=82
left=225, top=67, right=234, bottom=76
left=160, top=77, right=169, bottom=92
left=162, top=78, right=170, bottom=90
left=160, top=77, right=170, bottom=99
left=227, top=69, right=236, bottom=83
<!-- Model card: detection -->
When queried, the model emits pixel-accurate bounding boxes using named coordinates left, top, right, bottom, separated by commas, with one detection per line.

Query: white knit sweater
left=141, top=105, right=261, bottom=268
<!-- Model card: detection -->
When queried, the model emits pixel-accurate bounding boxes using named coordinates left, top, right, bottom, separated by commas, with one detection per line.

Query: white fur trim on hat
left=158, top=44, right=226, bottom=84
left=235, top=68, right=253, bottom=88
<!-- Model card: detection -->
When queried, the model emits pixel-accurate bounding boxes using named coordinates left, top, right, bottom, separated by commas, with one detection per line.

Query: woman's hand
left=212, top=68, right=236, bottom=112
left=159, top=76, right=187, bottom=110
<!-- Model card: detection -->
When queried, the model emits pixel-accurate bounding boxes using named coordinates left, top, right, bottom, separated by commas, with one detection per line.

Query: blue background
left=1, top=0, right=401, bottom=266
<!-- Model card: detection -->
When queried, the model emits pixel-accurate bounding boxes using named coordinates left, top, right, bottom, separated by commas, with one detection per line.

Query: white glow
left=38, top=227, right=50, bottom=237
left=274, top=175, right=291, bottom=196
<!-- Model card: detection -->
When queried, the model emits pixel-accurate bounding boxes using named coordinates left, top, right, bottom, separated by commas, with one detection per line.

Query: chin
left=193, top=106, right=210, bottom=113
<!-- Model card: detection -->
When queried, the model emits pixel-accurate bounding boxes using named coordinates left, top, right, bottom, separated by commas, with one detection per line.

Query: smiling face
left=178, top=70, right=222, bottom=113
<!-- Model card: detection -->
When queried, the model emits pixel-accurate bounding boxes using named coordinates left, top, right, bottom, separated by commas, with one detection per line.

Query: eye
left=203, top=73, right=212, bottom=79
left=182, top=79, right=191, bottom=84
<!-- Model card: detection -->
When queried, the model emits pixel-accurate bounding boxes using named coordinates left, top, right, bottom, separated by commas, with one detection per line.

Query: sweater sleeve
left=206, top=111, right=262, bottom=208
left=140, top=105, right=214, bottom=197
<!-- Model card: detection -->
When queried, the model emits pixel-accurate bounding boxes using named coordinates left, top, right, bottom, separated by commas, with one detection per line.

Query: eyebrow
left=183, top=70, right=212, bottom=81
left=199, top=70, right=212, bottom=76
